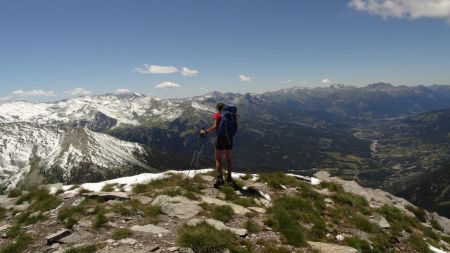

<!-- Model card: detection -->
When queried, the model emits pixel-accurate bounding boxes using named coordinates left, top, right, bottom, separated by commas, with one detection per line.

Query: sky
left=1, top=0, right=450, bottom=101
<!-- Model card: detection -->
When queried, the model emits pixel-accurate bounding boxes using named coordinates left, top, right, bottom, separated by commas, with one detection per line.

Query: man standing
left=200, top=103, right=238, bottom=188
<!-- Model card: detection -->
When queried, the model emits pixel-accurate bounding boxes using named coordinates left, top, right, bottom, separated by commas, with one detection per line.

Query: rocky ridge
left=0, top=170, right=449, bottom=253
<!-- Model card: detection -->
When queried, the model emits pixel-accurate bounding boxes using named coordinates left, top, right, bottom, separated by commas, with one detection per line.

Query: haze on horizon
left=1, top=0, right=450, bottom=102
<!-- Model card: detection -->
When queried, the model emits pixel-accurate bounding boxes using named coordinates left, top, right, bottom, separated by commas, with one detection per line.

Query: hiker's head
left=216, top=103, right=225, bottom=112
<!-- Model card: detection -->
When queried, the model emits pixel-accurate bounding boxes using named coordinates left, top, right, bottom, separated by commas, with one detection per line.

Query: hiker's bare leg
left=225, top=149, right=232, bottom=178
left=215, top=149, right=224, bottom=177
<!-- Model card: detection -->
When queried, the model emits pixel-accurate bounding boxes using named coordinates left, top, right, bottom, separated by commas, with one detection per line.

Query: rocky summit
left=0, top=170, right=449, bottom=253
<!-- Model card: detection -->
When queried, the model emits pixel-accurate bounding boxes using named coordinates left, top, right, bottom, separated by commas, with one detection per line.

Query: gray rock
left=82, top=191, right=129, bottom=201
left=248, top=207, right=266, bottom=214
left=133, top=195, right=153, bottom=205
left=369, top=215, right=390, bottom=229
left=59, top=230, right=94, bottom=244
left=153, top=195, right=201, bottom=219
left=0, top=224, right=12, bottom=233
left=430, top=212, right=450, bottom=234
left=308, top=241, right=358, bottom=253
left=131, top=224, right=169, bottom=234
left=200, top=195, right=251, bottom=215
left=187, top=218, right=247, bottom=237
left=119, top=238, right=137, bottom=245
left=46, top=229, right=72, bottom=245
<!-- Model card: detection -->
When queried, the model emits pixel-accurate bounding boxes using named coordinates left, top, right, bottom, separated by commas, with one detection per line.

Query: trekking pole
left=187, top=128, right=206, bottom=178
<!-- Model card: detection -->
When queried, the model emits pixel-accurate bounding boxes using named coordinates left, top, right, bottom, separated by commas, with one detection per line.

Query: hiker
left=200, top=103, right=238, bottom=188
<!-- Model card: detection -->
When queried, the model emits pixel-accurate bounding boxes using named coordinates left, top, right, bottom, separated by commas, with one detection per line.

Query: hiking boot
left=226, top=175, right=233, bottom=183
left=213, top=176, right=224, bottom=188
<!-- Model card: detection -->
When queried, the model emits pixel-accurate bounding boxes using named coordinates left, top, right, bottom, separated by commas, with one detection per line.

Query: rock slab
left=309, top=241, right=358, bottom=253
left=46, top=229, right=72, bottom=245
left=131, top=224, right=169, bottom=234
left=153, top=195, right=201, bottom=219
left=188, top=218, right=247, bottom=237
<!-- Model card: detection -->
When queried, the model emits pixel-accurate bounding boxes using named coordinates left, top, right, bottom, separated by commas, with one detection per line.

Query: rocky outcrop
left=187, top=218, right=248, bottom=237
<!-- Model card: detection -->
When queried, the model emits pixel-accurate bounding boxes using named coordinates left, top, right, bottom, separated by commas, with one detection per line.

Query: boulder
left=132, top=195, right=153, bottom=205
left=248, top=207, right=266, bottom=214
left=131, top=224, right=169, bottom=234
left=430, top=212, right=450, bottom=234
left=188, top=218, right=247, bottom=237
left=46, top=229, right=72, bottom=245
left=59, top=230, right=95, bottom=244
left=369, top=215, right=390, bottom=229
left=308, top=241, right=358, bottom=253
left=153, top=195, right=201, bottom=219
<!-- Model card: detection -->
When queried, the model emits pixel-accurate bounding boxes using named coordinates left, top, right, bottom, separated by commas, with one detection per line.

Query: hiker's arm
left=206, top=118, right=219, bottom=133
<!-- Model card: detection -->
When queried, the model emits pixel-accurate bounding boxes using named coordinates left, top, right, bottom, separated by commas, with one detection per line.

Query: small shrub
left=101, top=184, right=116, bottom=192
left=7, top=189, right=22, bottom=198
left=92, top=213, right=108, bottom=230
left=0, top=234, right=31, bottom=253
left=333, top=192, right=369, bottom=212
left=345, top=237, right=372, bottom=253
left=245, top=220, right=260, bottom=234
left=353, top=214, right=380, bottom=234
left=409, top=234, right=432, bottom=253
left=142, top=204, right=161, bottom=224
left=406, top=205, right=427, bottom=223
left=177, top=222, right=250, bottom=253
left=430, top=219, right=443, bottom=232
left=112, top=228, right=133, bottom=240
left=211, top=205, right=234, bottom=223
left=64, top=245, right=97, bottom=253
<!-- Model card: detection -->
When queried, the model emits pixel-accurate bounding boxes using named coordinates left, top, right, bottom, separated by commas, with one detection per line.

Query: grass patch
left=58, top=199, right=99, bottom=229
left=64, top=245, right=97, bottom=253
left=177, top=222, right=251, bottom=253
left=0, top=226, right=32, bottom=253
left=320, top=181, right=343, bottom=192
left=101, top=184, right=116, bottom=192
left=352, top=214, right=380, bottom=234
left=258, top=172, right=301, bottom=189
left=112, top=228, right=133, bottom=240
left=245, top=220, right=260, bottom=234
left=7, top=189, right=22, bottom=198
left=409, top=234, right=432, bottom=253
left=15, top=211, right=47, bottom=226
left=92, top=212, right=108, bottom=230
left=379, top=205, right=420, bottom=236
left=345, top=237, right=372, bottom=253
left=200, top=203, right=235, bottom=223
left=270, top=207, right=306, bottom=247
left=371, top=233, right=393, bottom=253
left=333, top=191, right=369, bottom=213
left=16, top=186, right=62, bottom=212
left=220, top=186, right=258, bottom=208
left=406, top=205, right=427, bottom=223
left=430, top=219, right=443, bottom=232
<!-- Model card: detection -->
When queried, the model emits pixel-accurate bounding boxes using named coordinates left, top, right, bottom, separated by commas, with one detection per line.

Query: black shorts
left=216, top=135, right=233, bottom=150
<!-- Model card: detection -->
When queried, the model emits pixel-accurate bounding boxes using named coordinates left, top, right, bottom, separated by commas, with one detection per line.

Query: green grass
left=201, top=203, right=235, bottom=223
left=371, top=233, right=394, bottom=253
left=332, top=191, right=369, bottom=213
left=245, top=220, right=260, bottom=234
left=112, top=228, right=133, bottom=240
left=101, top=184, right=116, bottom=192
left=345, top=237, right=372, bottom=253
left=58, top=199, right=99, bottom=229
left=16, top=186, right=62, bottom=212
left=15, top=211, right=47, bottom=226
left=7, top=189, right=22, bottom=198
left=429, top=219, right=443, bottom=232
left=409, top=234, right=432, bottom=253
left=379, top=205, right=420, bottom=236
left=177, top=222, right=252, bottom=253
left=0, top=226, right=32, bottom=253
left=258, top=172, right=302, bottom=189
left=132, top=174, right=205, bottom=199
left=64, top=245, right=97, bottom=253
left=320, top=181, right=344, bottom=192
left=352, top=214, right=380, bottom=234
left=270, top=207, right=306, bottom=247
left=92, top=212, right=108, bottom=230
left=406, top=205, right=427, bottom=223
left=220, top=186, right=258, bottom=208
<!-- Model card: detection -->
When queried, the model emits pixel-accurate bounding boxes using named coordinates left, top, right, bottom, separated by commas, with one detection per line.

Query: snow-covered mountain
left=0, top=122, right=155, bottom=191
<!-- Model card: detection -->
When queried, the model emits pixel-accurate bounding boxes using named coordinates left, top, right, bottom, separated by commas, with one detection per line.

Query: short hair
left=216, top=103, right=225, bottom=112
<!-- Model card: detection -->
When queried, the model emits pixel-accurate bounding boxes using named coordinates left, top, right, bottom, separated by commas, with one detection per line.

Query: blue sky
left=1, top=0, right=450, bottom=101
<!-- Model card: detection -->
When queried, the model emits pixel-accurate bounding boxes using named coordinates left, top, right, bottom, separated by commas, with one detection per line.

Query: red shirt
left=213, top=112, right=221, bottom=120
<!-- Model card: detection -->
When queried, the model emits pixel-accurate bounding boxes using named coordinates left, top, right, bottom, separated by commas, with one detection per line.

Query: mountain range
left=1, top=83, right=450, bottom=218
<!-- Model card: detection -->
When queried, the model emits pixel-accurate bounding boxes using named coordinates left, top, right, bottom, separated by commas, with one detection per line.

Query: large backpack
left=218, top=104, right=238, bottom=137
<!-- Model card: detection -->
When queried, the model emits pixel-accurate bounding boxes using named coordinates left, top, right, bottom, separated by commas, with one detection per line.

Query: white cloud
left=280, top=80, right=292, bottom=84
left=12, top=89, right=56, bottom=97
left=321, top=78, right=332, bottom=84
left=155, top=81, right=181, bottom=89
left=115, top=88, right=132, bottom=93
left=65, top=87, right=92, bottom=96
left=181, top=67, right=199, bottom=77
left=349, top=0, right=450, bottom=22
left=133, top=64, right=178, bottom=74
left=239, top=74, right=254, bottom=82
